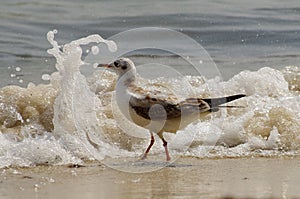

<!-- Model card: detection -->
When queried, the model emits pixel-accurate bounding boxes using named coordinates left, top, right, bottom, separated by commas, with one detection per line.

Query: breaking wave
left=0, top=30, right=299, bottom=168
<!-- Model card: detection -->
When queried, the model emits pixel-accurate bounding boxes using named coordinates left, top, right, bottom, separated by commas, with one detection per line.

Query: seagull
left=98, top=58, right=245, bottom=161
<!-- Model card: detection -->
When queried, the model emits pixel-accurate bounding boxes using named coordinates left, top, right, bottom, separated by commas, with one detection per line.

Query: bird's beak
left=98, top=63, right=113, bottom=68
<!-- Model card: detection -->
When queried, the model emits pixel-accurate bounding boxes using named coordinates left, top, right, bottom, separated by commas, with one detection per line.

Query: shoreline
left=1, top=156, right=300, bottom=199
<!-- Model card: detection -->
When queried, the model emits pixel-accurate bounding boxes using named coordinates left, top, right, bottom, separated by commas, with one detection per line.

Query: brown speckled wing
left=129, top=95, right=182, bottom=120
left=127, top=84, right=212, bottom=120
left=129, top=96, right=212, bottom=120
left=179, top=98, right=211, bottom=113
left=127, top=83, right=180, bottom=103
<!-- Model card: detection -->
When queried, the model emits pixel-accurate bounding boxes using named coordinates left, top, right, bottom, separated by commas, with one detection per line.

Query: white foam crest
left=154, top=67, right=299, bottom=158
left=282, top=66, right=300, bottom=92
left=0, top=133, right=81, bottom=168
left=224, top=67, right=289, bottom=97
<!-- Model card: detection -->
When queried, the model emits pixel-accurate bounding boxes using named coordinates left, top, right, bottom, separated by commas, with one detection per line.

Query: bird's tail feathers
left=202, top=94, right=246, bottom=108
left=217, top=105, right=245, bottom=108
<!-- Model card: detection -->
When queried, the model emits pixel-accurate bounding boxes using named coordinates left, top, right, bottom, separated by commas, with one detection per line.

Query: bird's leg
left=158, top=132, right=171, bottom=161
left=141, top=131, right=155, bottom=160
left=162, top=138, right=171, bottom=161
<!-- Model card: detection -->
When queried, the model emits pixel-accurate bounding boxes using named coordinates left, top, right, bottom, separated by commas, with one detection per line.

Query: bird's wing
left=127, top=82, right=245, bottom=121
left=127, top=84, right=182, bottom=120
left=179, top=94, right=246, bottom=113
left=127, top=84, right=213, bottom=120
left=178, top=98, right=212, bottom=114
left=127, top=83, right=180, bottom=103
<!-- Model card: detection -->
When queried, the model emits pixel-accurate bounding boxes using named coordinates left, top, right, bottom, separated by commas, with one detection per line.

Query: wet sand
left=1, top=157, right=300, bottom=199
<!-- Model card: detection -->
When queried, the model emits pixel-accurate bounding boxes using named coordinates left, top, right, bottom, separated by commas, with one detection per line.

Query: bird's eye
left=114, top=61, right=120, bottom=67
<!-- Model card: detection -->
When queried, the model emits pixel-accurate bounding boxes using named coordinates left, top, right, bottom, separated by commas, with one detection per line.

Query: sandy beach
left=0, top=1, right=300, bottom=199
left=1, top=157, right=299, bottom=199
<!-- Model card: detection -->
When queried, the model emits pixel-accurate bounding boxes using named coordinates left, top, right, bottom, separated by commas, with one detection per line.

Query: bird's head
left=98, top=58, right=136, bottom=78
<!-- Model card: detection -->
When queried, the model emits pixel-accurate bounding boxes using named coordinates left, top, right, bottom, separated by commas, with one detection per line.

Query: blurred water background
left=1, top=0, right=300, bottom=87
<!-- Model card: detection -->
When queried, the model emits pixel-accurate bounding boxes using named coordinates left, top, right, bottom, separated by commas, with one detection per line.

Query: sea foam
left=0, top=31, right=299, bottom=168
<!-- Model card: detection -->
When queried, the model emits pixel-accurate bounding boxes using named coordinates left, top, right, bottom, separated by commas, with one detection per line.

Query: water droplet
left=12, top=170, right=21, bottom=175
left=10, top=74, right=16, bottom=78
left=45, top=177, right=55, bottom=183
left=53, top=29, right=58, bottom=34
left=15, top=67, right=21, bottom=72
left=131, top=178, right=141, bottom=183
left=107, top=41, right=117, bottom=52
left=71, top=170, right=77, bottom=176
left=199, top=60, right=203, bottom=64
left=93, top=63, right=99, bottom=68
left=19, top=79, right=24, bottom=84
left=42, top=74, right=51, bottom=81
left=91, top=46, right=99, bottom=55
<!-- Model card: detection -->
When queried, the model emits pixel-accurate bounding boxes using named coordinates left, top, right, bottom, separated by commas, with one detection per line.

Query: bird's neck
left=115, top=70, right=136, bottom=118
left=117, top=69, right=136, bottom=87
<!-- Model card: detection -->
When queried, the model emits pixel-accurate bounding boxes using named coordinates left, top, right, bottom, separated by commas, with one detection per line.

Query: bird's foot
left=140, top=153, right=148, bottom=160
left=162, top=138, right=171, bottom=161
left=166, top=155, right=171, bottom=161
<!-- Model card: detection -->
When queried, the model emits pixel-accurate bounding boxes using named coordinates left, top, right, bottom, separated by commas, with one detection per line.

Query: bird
left=98, top=58, right=246, bottom=161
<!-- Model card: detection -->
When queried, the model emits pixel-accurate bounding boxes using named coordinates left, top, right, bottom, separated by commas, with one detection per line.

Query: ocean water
left=1, top=0, right=300, bottom=85
left=0, top=0, right=299, bottom=170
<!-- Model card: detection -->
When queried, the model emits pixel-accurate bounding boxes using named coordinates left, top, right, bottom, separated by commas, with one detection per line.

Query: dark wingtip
left=235, top=94, right=246, bottom=98
left=202, top=94, right=246, bottom=107
left=223, top=94, right=246, bottom=102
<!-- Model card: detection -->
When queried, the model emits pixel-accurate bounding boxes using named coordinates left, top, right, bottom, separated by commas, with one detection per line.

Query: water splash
left=46, top=30, right=121, bottom=160
left=0, top=31, right=299, bottom=168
